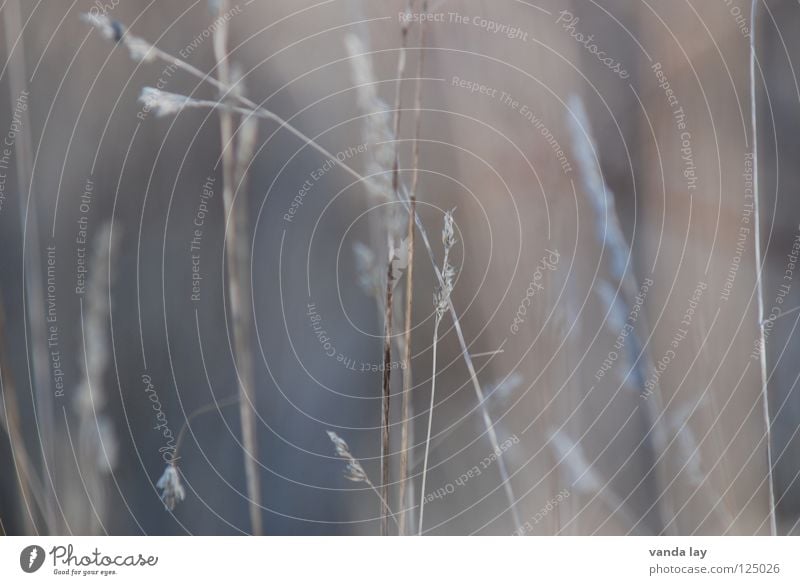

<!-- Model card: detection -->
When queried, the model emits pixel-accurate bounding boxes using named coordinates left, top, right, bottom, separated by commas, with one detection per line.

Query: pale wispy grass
left=749, top=0, right=777, bottom=536
left=549, top=429, right=642, bottom=534
left=80, top=13, right=155, bottom=63
left=567, top=94, right=676, bottom=534
left=418, top=210, right=456, bottom=535
left=71, top=221, right=120, bottom=533
left=326, top=430, right=398, bottom=528
left=156, top=464, right=186, bottom=512
left=344, top=33, right=395, bottom=206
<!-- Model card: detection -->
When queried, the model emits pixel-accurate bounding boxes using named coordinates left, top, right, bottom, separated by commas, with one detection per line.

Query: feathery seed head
left=139, top=87, right=193, bottom=118
left=81, top=13, right=123, bottom=42
left=156, top=464, right=186, bottom=511
left=344, top=34, right=395, bottom=202
left=326, top=430, right=368, bottom=484
left=434, top=210, right=457, bottom=318
left=82, top=13, right=155, bottom=62
left=442, top=210, right=456, bottom=251
left=353, top=241, right=383, bottom=299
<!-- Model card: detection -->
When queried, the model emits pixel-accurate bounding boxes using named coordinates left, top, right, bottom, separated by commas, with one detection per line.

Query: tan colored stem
left=399, top=0, right=428, bottom=536
left=213, top=0, right=262, bottom=535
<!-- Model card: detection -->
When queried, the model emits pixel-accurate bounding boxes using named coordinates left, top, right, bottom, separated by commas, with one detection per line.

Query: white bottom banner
left=0, top=537, right=797, bottom=583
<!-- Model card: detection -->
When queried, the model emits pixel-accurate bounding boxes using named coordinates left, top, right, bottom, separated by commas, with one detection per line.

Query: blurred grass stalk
left=0, top=301, right=46, bottom=534
left=4, top=0, right=57, bottom=534
left=749, top=0, right=777, bottom=536
left=212, top=0, right=263, bottom=536
left=568, top=95, right=676, bottom=534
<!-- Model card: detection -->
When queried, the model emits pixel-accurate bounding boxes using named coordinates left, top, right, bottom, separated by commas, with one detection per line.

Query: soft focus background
left=0, top=0, right=798, bottom=535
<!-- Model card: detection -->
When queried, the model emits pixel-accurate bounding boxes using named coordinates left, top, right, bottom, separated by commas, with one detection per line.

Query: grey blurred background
left=0, top=0, right=798, bottom=535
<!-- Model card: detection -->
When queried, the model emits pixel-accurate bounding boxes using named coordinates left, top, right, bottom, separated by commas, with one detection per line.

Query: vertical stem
left=0, top=301, right=45, bottom=534
left=399, top=0, right=427, bottom=536
left=749, top=0, right=777, bottom=536
left=213, top=0, right=262, bottom=535
left=381, top=259, right=395, bottom=536
left=398, top=212, right=416, bottom=535
left=418, top=315, right=441, bottom=535
left=4, top=0, right=57, bottom=534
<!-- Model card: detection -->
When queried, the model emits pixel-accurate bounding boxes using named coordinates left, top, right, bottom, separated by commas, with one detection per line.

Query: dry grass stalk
left=210, top=0, right=262, bottom=536
left=749, top=0, right=777, bottom=536
left=326, top=430, right=398, bottom=528
left=5, top=0, right=58, bottom=534
left=0, top=301, right=47, bottom=534
left=399, top=0, right=428, bottom=536
left=567, top=95, right=676, bottom=534
left=393, top=0, right=411, bottom=536
left=412, top=216, right=524, bottom=532
left=72, top=222, right=120, bottom=534
left=84, top=12, right=368, bottom=191
left=343, top=27, right=522, bottom=533
left=418, top=211, right=456, bottom=535
left=345, top=25, right=404, bottom=536
left=381, top=244, right=396, bottom=536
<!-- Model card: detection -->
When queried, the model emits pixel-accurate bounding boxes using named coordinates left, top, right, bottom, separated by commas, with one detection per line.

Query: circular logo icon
left=19, top=545, right=45, bottom=573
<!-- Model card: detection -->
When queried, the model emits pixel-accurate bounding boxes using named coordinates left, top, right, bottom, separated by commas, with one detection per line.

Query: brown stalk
left=386, top=0, right=414, bottom=536
left=381, top=256, right=395, bottom=536
left=398, top=0, right=428, bottom=536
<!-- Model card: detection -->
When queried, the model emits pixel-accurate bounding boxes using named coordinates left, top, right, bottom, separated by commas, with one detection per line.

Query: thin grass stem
left=749, top=0, right=777, bottom=536
left=212, top=0, right=262, bottom=535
